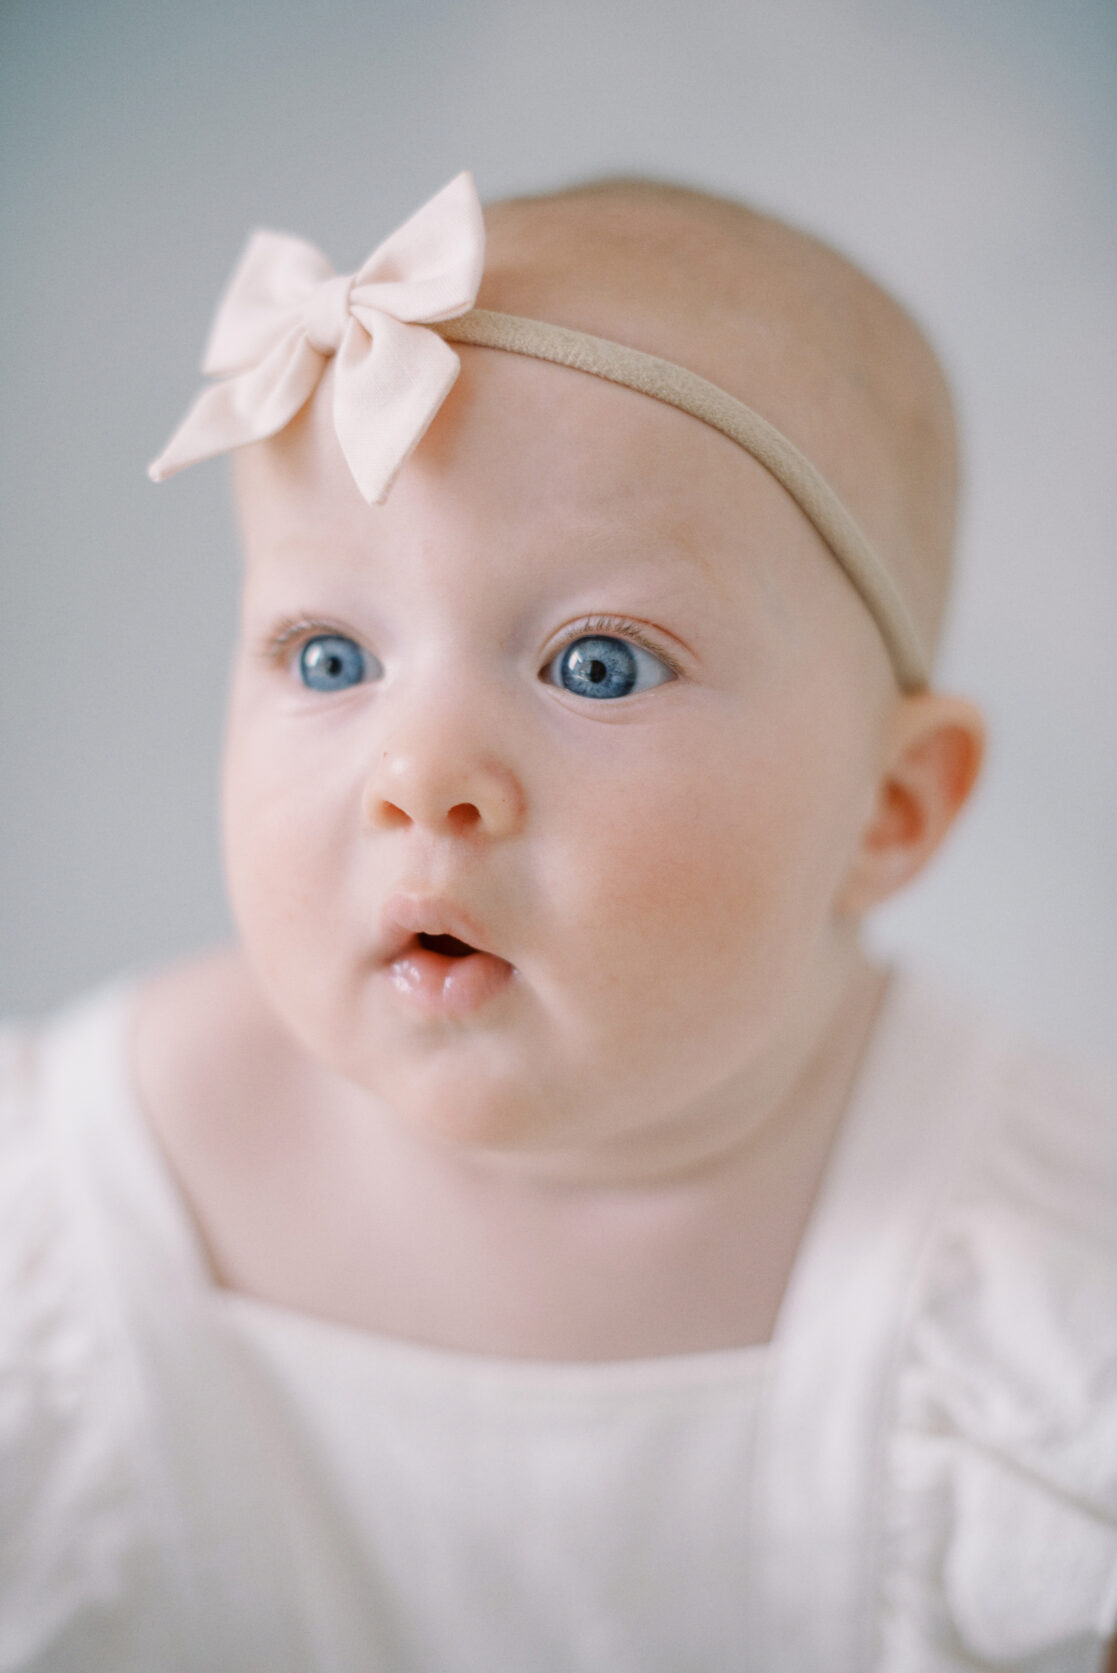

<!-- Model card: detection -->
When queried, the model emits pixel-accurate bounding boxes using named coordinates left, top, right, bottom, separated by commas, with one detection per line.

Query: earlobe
left=838, top=692, right=986, bottom=915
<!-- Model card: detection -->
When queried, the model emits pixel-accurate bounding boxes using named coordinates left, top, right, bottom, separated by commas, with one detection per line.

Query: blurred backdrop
left=2, top=0, right=1114, bottom=1064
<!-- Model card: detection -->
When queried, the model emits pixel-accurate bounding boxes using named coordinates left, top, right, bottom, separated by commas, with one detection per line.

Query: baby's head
left=160, top=176, right=983, bottom=1165
left=478, top=178, right=960, bottom=661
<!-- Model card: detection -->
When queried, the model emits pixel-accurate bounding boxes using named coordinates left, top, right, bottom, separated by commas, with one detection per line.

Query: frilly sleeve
left=0, top=1017, right=154, bottom=1670
left=878, top=1041, right=1117, bottom=1671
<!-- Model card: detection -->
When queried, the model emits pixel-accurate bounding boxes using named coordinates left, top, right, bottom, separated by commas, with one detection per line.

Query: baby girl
left=2, top=173, right=1114, bottom=1671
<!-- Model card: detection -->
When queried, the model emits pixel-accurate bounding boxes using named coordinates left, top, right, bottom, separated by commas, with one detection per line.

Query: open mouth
left=415, top=932, right=478, bottom=959
left=382, top=916, right=515, bottom=1017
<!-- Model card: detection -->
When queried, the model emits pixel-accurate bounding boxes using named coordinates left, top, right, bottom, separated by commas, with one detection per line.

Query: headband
left=149, top=172, right=929, bottom=690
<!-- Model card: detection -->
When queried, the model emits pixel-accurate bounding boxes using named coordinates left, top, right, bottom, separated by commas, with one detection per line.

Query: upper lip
left=377, top=893, right=496, bottom=964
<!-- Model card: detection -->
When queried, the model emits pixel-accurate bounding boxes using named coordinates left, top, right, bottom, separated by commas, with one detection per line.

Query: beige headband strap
left=434, top=308, right=929, bottom=692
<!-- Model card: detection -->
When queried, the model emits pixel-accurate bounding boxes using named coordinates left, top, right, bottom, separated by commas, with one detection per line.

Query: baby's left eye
left=543, top=634, right=675, bottom=700
left=298, top=633, right=371, bottom=692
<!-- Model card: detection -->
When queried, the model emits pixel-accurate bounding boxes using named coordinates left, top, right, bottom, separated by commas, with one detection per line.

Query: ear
left=837, top=691, right=985, bottom=916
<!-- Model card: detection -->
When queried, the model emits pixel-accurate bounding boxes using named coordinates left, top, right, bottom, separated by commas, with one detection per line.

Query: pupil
left=559, top=635, right=638, bottom=700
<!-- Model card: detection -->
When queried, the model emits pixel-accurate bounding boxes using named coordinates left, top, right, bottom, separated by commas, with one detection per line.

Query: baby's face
left=225, top=348, right=894, bottom=1168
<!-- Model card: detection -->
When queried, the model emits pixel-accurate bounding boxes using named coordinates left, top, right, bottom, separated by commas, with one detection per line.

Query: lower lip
left=384, top=947, right=515, bottom=1018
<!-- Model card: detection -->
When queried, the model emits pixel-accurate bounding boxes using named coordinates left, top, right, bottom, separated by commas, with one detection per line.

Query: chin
left=376, top=1057, right=568, bottom=1153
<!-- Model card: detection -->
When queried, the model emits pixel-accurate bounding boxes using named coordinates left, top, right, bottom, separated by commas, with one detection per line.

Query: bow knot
left=303, top=272, right=355, bottom=357
left=149, top=172, right=486, bottom=504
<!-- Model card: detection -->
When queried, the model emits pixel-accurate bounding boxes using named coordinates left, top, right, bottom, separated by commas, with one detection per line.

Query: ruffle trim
left=878, top=1038, right=1117, bottom=1670
left=0, top=1014, right=152, bottom=1669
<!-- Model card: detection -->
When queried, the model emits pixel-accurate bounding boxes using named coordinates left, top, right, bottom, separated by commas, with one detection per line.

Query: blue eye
left=298, top=634, right=368, bottom=692
left=547, top=634, right=674, bottom=700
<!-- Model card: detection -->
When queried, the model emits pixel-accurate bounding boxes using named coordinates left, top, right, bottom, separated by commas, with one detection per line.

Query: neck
left=141, top=939, right=891, bottom=1358
left=271, top=945, right=890, bottom=1357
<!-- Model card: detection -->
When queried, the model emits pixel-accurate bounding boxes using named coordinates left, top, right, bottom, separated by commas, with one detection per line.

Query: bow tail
left=333, top=309, right=463, bottom=505
left=148, top=327, right=326, bottom=482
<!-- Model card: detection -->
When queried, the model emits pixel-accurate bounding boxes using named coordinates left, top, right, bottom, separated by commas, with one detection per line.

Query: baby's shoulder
left=879, top=986, right=1117, bottom=1663
left=0, top=963, right=305, bottom=1665
left=965, top=1005, right=1117, bottom=1264
left=134, top=943, right=286, bottom=1070
left=131, top=947, right=311, bottom=1167
left=904, top=989, right=1117, bottom=1442
left=0, top=953, right=269, bottom=1341
left=0, top=981, right=166, bottom=1643
left=888, top=971, right=1117, bottom=1245
left=0, top=948, right=302, bottom=1434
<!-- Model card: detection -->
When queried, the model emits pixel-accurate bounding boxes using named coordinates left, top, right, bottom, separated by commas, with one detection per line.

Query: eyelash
left=261, top=616, right=348, bottom=667
left=546, top=616, right=686, bottom=679
left=260, top=613, right=686, bottom=679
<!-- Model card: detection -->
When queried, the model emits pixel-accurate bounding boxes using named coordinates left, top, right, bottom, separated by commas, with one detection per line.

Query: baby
left=2, top=173, right=1115, bottom=1672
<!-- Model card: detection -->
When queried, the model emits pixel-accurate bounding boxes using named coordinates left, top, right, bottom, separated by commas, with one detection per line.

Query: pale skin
left=132, top=186, right=985, bottom=1363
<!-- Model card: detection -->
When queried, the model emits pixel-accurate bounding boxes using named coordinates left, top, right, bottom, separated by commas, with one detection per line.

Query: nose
left=363, top=713, right=526, bottom=840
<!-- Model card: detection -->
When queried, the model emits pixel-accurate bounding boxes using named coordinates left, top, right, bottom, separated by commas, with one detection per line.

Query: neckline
left=76, top=966, right=913, bottom=1381
left=220, top=1282, right=772, bottom=1395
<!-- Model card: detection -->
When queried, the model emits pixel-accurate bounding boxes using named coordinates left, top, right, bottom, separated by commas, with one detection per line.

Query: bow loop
left=202, top=230, right=334, bottom=376
left=149, top=172, right=486, bottom=502
left=349, top=169, right=486, bottom=324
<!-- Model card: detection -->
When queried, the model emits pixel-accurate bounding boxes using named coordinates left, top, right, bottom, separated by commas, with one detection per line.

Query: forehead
left=234, top=346, right=857, bottom=635
left=479, top=197, right=891, bottom=524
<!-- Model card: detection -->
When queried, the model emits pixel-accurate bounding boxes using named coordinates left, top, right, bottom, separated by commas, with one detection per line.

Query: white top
left=1, top=970, right=1115, bottom=1672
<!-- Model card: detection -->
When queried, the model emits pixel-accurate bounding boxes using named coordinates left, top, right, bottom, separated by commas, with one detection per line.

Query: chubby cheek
left=221, top=704, right=365, bottom=1038
left=542, top=720, right=866, bottom=1093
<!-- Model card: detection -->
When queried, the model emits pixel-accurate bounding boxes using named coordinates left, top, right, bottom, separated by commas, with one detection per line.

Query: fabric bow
left=148, top=172, right=485, bottom=503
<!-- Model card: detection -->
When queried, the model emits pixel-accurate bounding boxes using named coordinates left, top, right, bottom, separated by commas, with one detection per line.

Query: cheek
left=543, top=715, right=868, bottom=1047
left=221, top=705, right=360, bottom=977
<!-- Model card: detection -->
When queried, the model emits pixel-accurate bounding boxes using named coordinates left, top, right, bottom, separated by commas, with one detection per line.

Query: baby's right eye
left=298, top=634, right=370, bottom=692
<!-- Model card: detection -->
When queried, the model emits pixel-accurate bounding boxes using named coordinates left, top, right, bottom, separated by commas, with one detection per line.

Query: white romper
left=1, top=970, right=1115, bottom=1672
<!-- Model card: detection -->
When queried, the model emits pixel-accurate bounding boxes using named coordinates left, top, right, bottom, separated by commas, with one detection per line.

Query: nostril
left=447, top=802, right=482, bottom=835
left=374, top=799, right=412, bottom=831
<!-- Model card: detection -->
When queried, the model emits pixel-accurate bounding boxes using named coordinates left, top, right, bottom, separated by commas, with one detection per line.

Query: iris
left=299, top=635, right=366, bottom=692
left=554, top=635, right=670, bottom=700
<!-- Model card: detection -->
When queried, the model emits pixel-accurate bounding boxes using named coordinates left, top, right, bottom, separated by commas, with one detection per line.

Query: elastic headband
left=149, top=171, right=929, bottom=691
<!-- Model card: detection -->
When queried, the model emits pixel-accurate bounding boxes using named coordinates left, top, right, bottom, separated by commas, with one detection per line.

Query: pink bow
left=148, top=172, right=485, bottom=504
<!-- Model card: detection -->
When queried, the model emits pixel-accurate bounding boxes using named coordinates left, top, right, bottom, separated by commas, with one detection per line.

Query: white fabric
left=1, top=972, right=1115, bottom=1671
